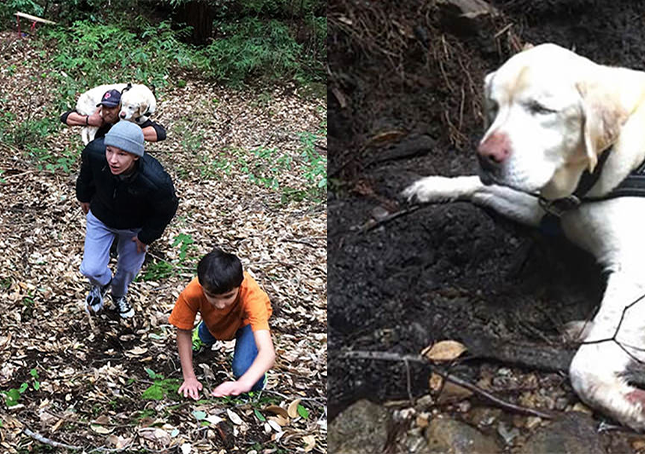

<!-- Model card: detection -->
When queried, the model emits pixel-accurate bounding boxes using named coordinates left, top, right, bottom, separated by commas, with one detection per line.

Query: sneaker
left=113, top=295, right=134, bottom=318
left=86, top=282, right=110, bottom=313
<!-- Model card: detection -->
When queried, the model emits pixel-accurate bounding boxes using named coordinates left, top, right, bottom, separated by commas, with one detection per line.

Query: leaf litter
left=0, top=32, right=326, bottom=452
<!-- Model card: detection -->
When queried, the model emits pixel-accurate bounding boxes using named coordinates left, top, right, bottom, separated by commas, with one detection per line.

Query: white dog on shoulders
left=404, top=43, right=645, bottom=431
left=75, top=83, right=156, bottom=144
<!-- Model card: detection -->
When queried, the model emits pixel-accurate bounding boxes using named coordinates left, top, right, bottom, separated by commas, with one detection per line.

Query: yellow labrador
left=404, top=43, right=645, bottom=430
left=75, top=83, right=156, bottom=144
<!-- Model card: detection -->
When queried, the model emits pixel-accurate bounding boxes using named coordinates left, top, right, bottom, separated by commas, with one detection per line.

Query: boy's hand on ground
left=211, top=380, right=251, bottom=397
left=132, top=236, right=147, bottom=253
left=178, top=378, right=203, bottom=400
left=80, top=202, right=90, bottom=215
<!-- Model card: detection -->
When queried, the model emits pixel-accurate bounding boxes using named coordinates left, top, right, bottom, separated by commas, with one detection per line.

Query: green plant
left=194, top=18, right=305, bottom=85
left=141, top=369, right=181, bottom=400
left=139, top=233, right=197, bottom=281
left=2, top=368, right=41, bottom=407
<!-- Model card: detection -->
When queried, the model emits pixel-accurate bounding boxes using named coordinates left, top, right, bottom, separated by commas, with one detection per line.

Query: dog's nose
left=119, top=112, right=126, bottom=118
left=477, top=132, right=510, bottom=166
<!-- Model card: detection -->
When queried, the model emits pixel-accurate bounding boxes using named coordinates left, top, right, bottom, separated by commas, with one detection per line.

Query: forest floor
left=329, top=0, right=645, bottom=452
left=0, top=31, right=327, bottom=453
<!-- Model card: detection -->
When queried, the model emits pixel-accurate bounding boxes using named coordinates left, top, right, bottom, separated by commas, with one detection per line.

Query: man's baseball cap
left=96, top=89, right=121, bottom=108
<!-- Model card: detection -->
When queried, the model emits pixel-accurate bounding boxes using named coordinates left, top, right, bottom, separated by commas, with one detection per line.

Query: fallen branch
left=358, top=205, right=421, bottom=233
left=23, top=428, right=81, bottom=450
left=338, top=349, right=555, bottom=419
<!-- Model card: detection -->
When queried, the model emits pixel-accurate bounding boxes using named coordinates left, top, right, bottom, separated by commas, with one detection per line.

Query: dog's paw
left=561, top=320, right=594, bottom=343
left=570, top=342, right=645, bottom=431
left=402, top=175, right=481, bottom=204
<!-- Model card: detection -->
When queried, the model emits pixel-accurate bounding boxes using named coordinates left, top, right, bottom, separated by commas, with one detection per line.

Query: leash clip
left=539, top=195, right=581, bottom=217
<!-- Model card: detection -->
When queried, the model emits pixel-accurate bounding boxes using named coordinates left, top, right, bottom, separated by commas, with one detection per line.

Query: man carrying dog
left=76, top=121, right=178, bottom=318
left=61, top=89, right=167, bottom=142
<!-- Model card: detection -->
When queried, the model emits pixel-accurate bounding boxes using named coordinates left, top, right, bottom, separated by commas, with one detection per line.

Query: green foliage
left=194, top=18, right=305, bottom=85
left=41, top=20, right=187, bottom=107
left=176, top=120, right=205, bottom=153
left=139, top=233, right=197, bottom=281
left=297, top=403, right=309, bottom=419
left=141, top=369, right=181, bottom=400
left=254, top=408, right=266, bottom=421
left=172, top=233, right=197, bottom=261
left=2, top=368, right=41, bottom=407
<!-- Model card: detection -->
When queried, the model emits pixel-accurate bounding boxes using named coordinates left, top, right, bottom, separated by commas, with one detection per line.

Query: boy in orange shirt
left=169, top=248, right=275, bottom=399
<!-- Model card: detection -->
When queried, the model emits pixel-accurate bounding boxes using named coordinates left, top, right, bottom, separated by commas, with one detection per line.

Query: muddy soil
left=328, top=0, right=645, bottom=437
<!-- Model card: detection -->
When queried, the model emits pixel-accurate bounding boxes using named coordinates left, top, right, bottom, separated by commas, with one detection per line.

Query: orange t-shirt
left=168, top=272, right=272, bottom=340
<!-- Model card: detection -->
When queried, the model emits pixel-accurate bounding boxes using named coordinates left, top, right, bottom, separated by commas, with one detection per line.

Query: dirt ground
left=329, top=0, right=645, bottom=446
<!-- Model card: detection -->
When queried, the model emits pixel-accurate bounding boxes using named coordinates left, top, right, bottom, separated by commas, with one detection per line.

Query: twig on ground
left=339, top=349, right=555, bottom=419
left=282, top=238, right=325, bottom=248
left=263, top=389, right=327, bottom=407
left=358, top=205, right=420, bottom=233
left=23, top=428, right=82, bottom=450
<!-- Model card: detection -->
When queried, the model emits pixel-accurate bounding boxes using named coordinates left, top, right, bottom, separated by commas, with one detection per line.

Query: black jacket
left=76, top=137, right=178, bottom=245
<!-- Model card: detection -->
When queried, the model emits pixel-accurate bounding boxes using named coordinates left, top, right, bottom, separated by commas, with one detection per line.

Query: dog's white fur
left=404, top=43, right=645, bottom=430
left=75, top=83, right=156, bottom=144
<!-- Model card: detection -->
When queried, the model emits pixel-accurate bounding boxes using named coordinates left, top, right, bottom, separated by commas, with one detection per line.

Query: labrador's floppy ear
left=576, top=81, right=626, bottom=172
left=482, top=71, right=496, bottom=129
left=138, top=101, right=149, bottom=119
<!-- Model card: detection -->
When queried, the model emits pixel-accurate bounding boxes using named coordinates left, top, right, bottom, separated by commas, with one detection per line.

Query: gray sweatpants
left=80, top=210, right=146, bottom=297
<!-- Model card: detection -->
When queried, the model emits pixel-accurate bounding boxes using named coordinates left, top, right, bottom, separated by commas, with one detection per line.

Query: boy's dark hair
left=197, top=248, right=244, bottom=294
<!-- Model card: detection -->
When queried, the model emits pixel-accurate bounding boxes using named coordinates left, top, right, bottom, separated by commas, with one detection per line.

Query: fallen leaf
left=227, top=409, right=242, bottom=425
left=268, top=415, right=289, bottom=427
left=206, top=415, right=223, bottom=425
left=267, top=419, right=282, bottom=433
left=422, top=340, right=467, bottom=362
left=429, top=372, right=443, bottom=391
left=264, top=404, right=289, bottom=419
left=303, top=434, right=316, bottom=452
left=127, top=346, right=148, bottom=356
left=287, top=399, right=302, bottom=418
left=90, top=423, right=113, bottom=434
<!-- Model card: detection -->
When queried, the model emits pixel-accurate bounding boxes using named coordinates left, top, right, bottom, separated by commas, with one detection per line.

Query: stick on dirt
left=339, top=349, right=555, bottom=419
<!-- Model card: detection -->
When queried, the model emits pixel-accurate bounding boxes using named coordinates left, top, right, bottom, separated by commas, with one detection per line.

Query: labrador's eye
left=485, top=99, right=498, bottom=121
left=528, top=101, right=556, bottom=115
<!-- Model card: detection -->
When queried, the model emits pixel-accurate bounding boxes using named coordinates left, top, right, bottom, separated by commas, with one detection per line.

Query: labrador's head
left=119, top=85, right=156, bottom=124
left=119, top=100, right=150, bottom=123
left=477, top=43, right=626, bottom=199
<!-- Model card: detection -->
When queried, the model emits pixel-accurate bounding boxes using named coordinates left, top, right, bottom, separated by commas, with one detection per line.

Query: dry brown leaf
left=264, top=405, right=289, bottom=419
left=268, top=415, right=289, bottom=427
left=429, top=372, right=443, bottom=392
left=90, top=424, right=113, bottom=434
left=421, top=340, right=467, bottom=362
left=287, top=399, right=302, bottom=418
left=303, top=434, right=316, bottom=452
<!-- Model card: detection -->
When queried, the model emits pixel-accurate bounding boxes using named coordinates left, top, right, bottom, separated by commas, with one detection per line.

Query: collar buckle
left=539, top=195, right=581, bottom=217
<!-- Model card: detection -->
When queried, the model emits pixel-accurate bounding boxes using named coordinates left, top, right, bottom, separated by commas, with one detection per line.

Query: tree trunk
left=176, top=0, right=215, bottom=45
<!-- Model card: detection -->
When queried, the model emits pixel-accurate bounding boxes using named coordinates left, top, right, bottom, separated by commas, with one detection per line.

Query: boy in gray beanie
left=76, top=121, right=178, bottom=318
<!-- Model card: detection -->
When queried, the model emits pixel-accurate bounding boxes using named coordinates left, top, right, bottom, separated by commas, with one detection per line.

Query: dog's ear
left=139, top=102, right=149, bottom=118
left=576, top=81, right=626, bottom=172
left=482, top=71, right=496, bottom=128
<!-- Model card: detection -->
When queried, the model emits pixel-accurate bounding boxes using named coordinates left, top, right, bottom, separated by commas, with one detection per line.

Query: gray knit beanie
left=105, top=121, right=145, bottom=157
